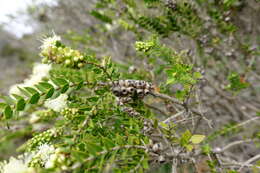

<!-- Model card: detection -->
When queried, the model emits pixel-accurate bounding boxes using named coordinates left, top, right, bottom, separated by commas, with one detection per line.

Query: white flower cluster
left=9, top=63, right=52, bottom=96
left=0, top=154, right=34, bottom=173
left=31, top=144, right=66, bottom=169
left=29, top=113, right=40, bottom=124
left=44, top=94, right=68, bottom=112
left=44, top=149, right=66, bottom=169
left=0, top=144, right=61, bottom=173
left=35, top=144, right=55, bottom=164
left=30, top=144, right=57, bottom=168
left=40, top=33, right=61, bottom=52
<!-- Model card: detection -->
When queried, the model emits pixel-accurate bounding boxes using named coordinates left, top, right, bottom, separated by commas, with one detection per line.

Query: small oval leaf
left=190, top=134, right=205, bottom=144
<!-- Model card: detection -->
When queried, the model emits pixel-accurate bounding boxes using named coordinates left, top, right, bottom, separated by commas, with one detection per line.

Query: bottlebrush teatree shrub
left=0, top=33, right=258, bottom=173
left=0, top=0, right=260, bottom=173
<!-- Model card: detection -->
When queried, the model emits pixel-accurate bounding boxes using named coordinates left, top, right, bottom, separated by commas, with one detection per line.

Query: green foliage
left=223, top=0, right=239, bottom=9
left=206, top=159, right=218, bottom=173
left=90, top=10, right=113, bottom=24
left=226, top=72, right=249, bottom=92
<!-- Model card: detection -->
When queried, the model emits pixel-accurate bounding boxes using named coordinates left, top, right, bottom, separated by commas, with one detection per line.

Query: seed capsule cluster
left=108, top=80, right=154, bottom=116
left=165, top=0, right=177, bottom=10
left=121, top=107, right=140, bottom=116
left=109, top=80, right=154, bottom=99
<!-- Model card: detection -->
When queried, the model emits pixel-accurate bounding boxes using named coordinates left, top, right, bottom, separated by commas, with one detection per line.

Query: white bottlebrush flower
left=9, top=63, right=51, bottom=96
left=29, top=113, right=40, bottom=124
left=35, top=144, right=55, bottom=164
left=44, top=94, right=68, bottom=112
left=32, top=63, right=52, bottom=79
left=1, top=154, right=34, bottom=173
left=40, top=33, right=61, bottom=51
left=44, top=153, right=57, bottom=169
left=45, top=148, right=66, bottom=169
left=23, top=63, right=52, bottom=86
left=9, top=84, right=26, bottom=96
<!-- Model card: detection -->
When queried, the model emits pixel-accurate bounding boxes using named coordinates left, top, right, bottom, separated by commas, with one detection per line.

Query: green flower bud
left=77, top=63, right=84, bottom=68
left=73, top=57, right=79, bottom=62
left=42, top=57, right=49, bottom=64
left=65, top=59, right=71, bottom=65
left=79, top=55, right=84, bottom=60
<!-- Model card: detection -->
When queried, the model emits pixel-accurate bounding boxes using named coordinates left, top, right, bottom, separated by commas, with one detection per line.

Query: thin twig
left=144, top=103, right=169, bottom=117
left=150, top=92, right=183, bottom=105
left=171, top=158, right=178, bottom=173
left=233, top=116, right=260, bottom=129
left=214, top=139, right=259, bottom=154
left=162, top=110, right=185, bottom=124
left=191, top=110, right=212, bottom=128
left=239, top=154, right=260, bottom=171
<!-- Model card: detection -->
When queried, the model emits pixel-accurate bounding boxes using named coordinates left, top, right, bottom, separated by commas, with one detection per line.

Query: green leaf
left=165, top=69, right=175, bottom=76
left=166, top=77, right=176, bottom=85
left=16, top=99, right=26, bottom=111
left=60, top=84, right=69, bottom=93
left=95, top=88, right=107, bottom=95
left=0, top=103, right=13, bottom=119
left=36, top=82, right=55, bottom=99
left=223, top=0, right=238, bottom=8
left=4, top=105, right=12, bottom=119
left=87, top=97, right=99, bottom=102
left=24, top=87, right=40, bottom=104
left=24, top=87, right=38, bottom=94
left=102, top=137, right=115, bottom=149
left=202, top=144, right=212, bottom=154
left=51, top=78, right=68, bottom=86
left=144, top=0, right=160, bottom=3
left=93, top=68, right=102, bottom=74
left=159, top=122, right=168, bottom=129
left=78, top=106, right=92, bottom=111
left=29, top=93, right=40, bottom=104
left=0, top=95, right=15, bottom=105
left=51, top=78, right=69, bottom=93
left=142, top=158, right=149, bottom=169
left=12, top=94, right=26, bottom=111
left=186, top=144, right=194, bottom=151
left=75, top=81, right=84, bottom=90
left=45, top=87, right=55, bottom=99
left=37, top=82, right=53, bottom=91
left=98, top=154, right=106, bottom=170
left=0, top=103, right=6, bottom=109
left=86, top=142, right=103, bottom=156
left=193, top=72, right=202, bottom=79
left=180, top=130, right=192, bottom=146
left=90, top=10, right=112, bottom=24
left=190, top=134, right=205, bottom=144
left=18, top=87, right=31, bottom=97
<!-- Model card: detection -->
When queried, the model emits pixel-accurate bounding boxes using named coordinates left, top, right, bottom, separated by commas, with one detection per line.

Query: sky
left=0, top=0, right=57, bottom=38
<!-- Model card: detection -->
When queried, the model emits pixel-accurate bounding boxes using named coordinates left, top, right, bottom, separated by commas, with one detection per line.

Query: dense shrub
left=0, top=0, right=259, bottom=173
